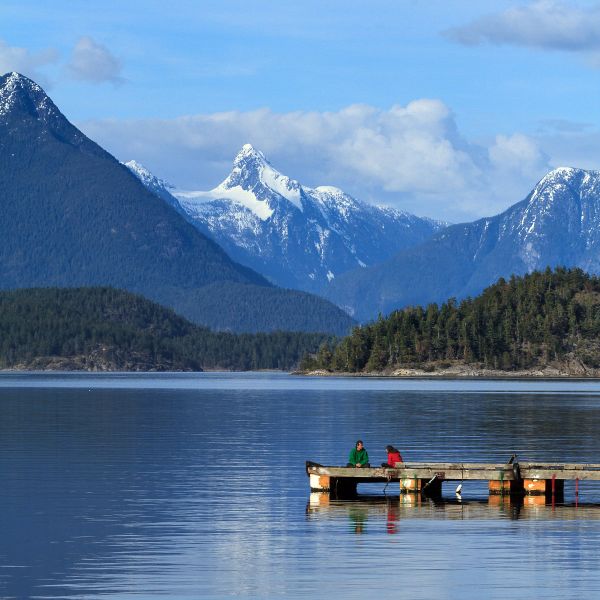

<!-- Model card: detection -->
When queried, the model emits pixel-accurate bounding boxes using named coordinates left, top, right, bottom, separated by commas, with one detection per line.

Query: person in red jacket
left=382, top=445, right=403, bottom=467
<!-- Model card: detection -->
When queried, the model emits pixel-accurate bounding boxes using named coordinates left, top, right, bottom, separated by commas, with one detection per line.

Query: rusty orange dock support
left=523, top=477, right=565, bottom=496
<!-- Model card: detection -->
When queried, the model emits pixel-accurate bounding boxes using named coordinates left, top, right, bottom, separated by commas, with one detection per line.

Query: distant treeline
left=302, top=268, right=600, bottom=372
left=0, top=287, right=330, bottom=371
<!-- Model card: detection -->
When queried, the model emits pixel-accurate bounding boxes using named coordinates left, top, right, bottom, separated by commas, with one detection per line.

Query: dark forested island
left=0, top=287, right=330, bottom=371
left=301, top=268, right=600, bottom=376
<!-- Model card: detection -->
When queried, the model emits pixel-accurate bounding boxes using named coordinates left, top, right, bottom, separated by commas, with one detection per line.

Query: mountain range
left=323, top=166, right=600, bottom=320
left=0, top=72, right=354, bottom=334
left=126, top=146, right=444, bottom=292
left=128, top=140, right=600, bottom=325
left=6, top=70, right=600, bottom=332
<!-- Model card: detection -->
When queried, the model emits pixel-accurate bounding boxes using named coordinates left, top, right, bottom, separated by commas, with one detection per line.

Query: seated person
left=347, top=440, right=370, bottom=468
left=382, top=445, right=403, bottom=467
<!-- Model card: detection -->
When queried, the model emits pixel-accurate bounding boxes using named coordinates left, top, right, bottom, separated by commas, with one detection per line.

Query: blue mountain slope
left=323, top=167, right=600, bottom=321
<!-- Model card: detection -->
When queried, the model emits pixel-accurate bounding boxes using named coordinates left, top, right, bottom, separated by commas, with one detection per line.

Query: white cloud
left=67, top=36, right=123, bottom=85
left=79, top=101, right=551, bottom=222
left=489, top=133, right=546, bottom=176
left=0, top=39, right=58, bottom=85
left=328, top=101, right=480, bottom=196
left=444, top=1, right=600, bottom=55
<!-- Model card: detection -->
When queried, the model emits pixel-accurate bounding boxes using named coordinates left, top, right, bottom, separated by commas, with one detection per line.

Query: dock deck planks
left=307, top=462, right=600, bottom=482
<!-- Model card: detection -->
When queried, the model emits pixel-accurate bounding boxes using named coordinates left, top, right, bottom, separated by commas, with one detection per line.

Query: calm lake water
left=2, top=372, right=600, bottom=599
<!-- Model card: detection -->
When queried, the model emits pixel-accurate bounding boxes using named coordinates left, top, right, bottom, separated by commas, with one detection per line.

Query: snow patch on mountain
left=177, top=186, right=275, bottom=221
left=258, top=160, right=302, bottom=209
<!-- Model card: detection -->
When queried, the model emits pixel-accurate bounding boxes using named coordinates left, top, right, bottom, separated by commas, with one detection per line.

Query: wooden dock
left=306, top=461, right=600, bottom=499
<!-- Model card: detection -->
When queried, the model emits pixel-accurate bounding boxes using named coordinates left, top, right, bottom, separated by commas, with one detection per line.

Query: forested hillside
left=0, top=288, right=330, bottom=371
left=0, top=72, right=354, bottom=335
left=303, top=268, right=600, bottom=374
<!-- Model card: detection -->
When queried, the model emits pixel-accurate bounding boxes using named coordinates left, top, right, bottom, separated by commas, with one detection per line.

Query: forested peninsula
left=301, top=268, right=600, bottom=377
left=0, top=287, right=330, bottom=371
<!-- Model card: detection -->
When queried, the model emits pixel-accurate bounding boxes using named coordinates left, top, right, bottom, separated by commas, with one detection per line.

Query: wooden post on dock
left=309, top=473, right=331, bottom=493
left=400, top=475, right=421, bottom=494
left=309, top=474, right=358, bottom=498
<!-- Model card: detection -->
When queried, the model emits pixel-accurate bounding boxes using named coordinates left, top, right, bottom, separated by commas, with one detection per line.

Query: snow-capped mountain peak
left=0, top=72, right=35, bottom=112
left=0, top=71, right=96, bottom=153
left=529, top=167, right=579, bottom=198
left=232, top=142, right=266, bottom=166
left=128, top=146, right=445, bottom=293
left=124, top=159, right=185, bottom=213
left=175, top=144, right=304, bottom=221
left=314, top=185, right=344, bottom=195
left=220, top=143, right=303, bottom=211
left=487, top=165, right=600, bottom=270
left=0, top=71, right=57, bottom=120
left=124, top=159, right=174, bottom=192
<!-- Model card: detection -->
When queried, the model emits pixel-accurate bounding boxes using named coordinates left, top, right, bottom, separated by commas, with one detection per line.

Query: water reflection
left=3, top=375, right=600, bottom=599
left=308, top=494, right=600, bottom=524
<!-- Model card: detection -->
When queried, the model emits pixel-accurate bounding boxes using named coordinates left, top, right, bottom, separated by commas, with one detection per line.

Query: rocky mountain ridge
left=128, top=145, right=445, bottom=291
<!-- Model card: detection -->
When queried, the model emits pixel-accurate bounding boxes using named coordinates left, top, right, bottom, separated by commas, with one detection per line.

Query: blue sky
left=2, top=1, right=600, bottom=221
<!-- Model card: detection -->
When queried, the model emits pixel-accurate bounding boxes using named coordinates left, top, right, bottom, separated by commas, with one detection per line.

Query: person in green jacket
left=347, top=440, right=370, bottom=468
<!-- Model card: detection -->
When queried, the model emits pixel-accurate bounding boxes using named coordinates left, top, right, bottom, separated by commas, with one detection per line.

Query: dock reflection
left=307, top=493, right=600, bottom=531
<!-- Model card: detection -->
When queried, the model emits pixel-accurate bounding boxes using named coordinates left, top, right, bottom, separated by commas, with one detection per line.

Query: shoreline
left=298, top=362, right=600, bottom=379
left=2, top=364, right=600, bottom=379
